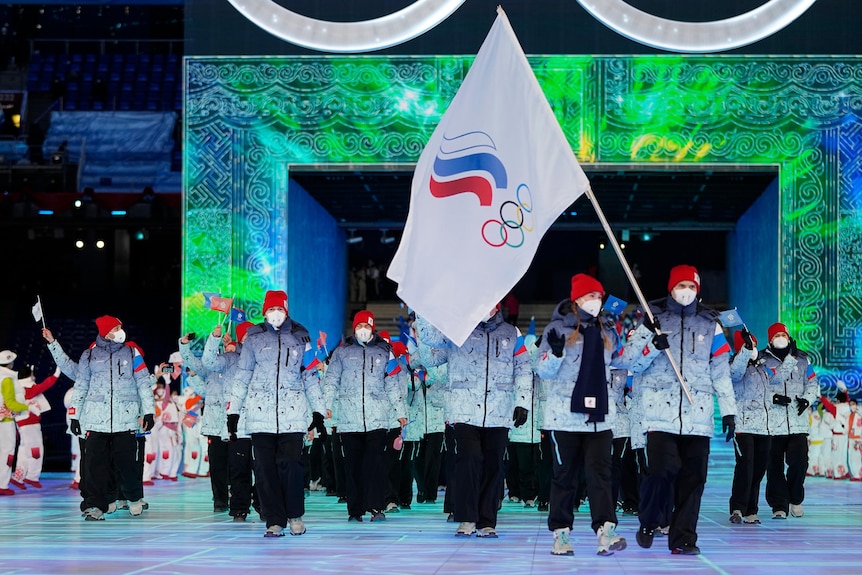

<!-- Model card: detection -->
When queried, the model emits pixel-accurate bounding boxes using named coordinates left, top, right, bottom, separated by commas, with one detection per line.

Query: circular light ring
left=227, top=0, right=467, bottom=53
left=575, top=0, right=818, bottom=53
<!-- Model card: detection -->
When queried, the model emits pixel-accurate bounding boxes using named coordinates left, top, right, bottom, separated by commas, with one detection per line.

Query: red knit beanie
left=353, top=310, right=375, bottom=331
left=236, top=321, right=254, bottom=343
left=262, top=290, right=288, bottom=313
left=667, top=265, right=701, bottom=293
left=768, top=322, right=789, bottom=342
left=95, top=315, right=122, bottom=338
left=733, top=330, right=758, bottom=353
left=570, top=274, right=604, bottom=302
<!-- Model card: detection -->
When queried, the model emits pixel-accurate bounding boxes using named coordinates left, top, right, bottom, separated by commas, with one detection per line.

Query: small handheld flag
left=202, top=292, right=219, bottom=309
left=603, top=295, right=628, bottom=316
left=32, top=296, right=45, bottom=327
left=230, top=307, right=246, bottom=323
left=718, top=309, right=745, bottom=329
left=210, top=296, right=233, bottom=314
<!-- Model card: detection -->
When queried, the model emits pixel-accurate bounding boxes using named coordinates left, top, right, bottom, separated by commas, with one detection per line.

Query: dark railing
left=30, top=38, right=184, bottom=56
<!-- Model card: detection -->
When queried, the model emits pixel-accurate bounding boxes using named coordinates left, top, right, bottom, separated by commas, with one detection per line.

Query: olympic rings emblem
left=482, top=183, right=534, bottom=249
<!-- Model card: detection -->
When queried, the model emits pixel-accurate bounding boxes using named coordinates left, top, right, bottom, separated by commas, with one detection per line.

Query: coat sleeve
left=131, top=349, right=155, bottom=417
left=535, top=321, right=564, bottom=379
left=202, top=333, right=228, bottom=373
left=620, top=324, right=663, bottom=374
left=179, top=339, right=206, bottom=376
left=226, top=342, right=255, bottom=415
left=513, top=329, right=532, bottom=411
left=1, top=377, right=29, bottom=413
left=70, top=349, right=93, bottom=417
left=302, top=342, right=326, bottom=415
left=385, top=351, right=408, bottom=421
left=802, top=360, right=819, bottom=405
left=322, top=348, right=344, bottom=412
left=730, top=348, right=753, bottom=383
left=48, top=340, right=78, bottom=381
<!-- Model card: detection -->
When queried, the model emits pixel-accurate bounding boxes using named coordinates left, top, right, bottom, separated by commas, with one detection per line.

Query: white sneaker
left=790, top=504, right=804, bottom=517
left=523, top=499, right=536, bottom=508
left=508, top=496, right=521, bottom=503
left=106, top=502, right=117, bottom=514
left=551, top=527, right=574, bottom=556
left=384, top=502, right=400, bottom=513
left=116, top=500, right=129, bottom=510
left=597, top=521, right=627, bottom=556
left=288, top=517, right=306, bottom=535
left=743, top=514, right=761, bottom=524
left=772, top=510, right=787, bottom=519
left=476, top=527, right=498, bottom=538
left=455, top=521, right=476, bottom=536
left=264, top=525, right=285, bottom=538
left=83, top=507, right=105, bottom=521
left=730, top=510, right=743, bottom=524
left=129, top=500, right=144, bottom=516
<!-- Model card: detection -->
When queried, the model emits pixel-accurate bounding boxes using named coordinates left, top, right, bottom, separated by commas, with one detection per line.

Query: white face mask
left=771, top=336, right=789, bottom=350
left=749, top=349, right=758, bottom=361
left=266, top=310, right=286, bottom=328
left=672, top=288, right=697, bottom=307
left=355, top=327, right=373, bottom=343
left=578, top=299, right=602, bottom=317
left=110, top=329, right=126, bottom=343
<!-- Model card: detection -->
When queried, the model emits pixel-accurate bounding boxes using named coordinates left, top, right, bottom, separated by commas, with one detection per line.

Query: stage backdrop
left=183, top=55, right=862, bottom=393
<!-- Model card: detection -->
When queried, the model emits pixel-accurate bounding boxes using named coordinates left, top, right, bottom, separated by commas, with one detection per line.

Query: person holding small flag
left=70, top=315, right=156, bottom=520
left=323, top=311, right=408, bottom=523
left=535, top=274, right=627, bottom=556
left=1, top=350, right=29, bottom=496
left=621, top=265, right=737, bottom=555
left=728, top=327, right=772, bottom=525
left=226, top=290, right=327, bottom=537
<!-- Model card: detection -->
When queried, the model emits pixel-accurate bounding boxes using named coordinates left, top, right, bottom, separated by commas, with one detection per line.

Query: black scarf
left=570, top=313, right=609, bottom=423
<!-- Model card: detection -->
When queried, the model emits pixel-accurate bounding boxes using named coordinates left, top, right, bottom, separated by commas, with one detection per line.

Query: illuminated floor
left=0, top=440, right=859, bottom=575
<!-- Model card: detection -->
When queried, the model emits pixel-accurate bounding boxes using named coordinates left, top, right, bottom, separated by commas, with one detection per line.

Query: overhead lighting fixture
left=111, top=210, right=127, bottom=216
left=346, top=229, right=363, bottom=245
left=95, top=240, right=105, bottom=249
left=380, top=230, right=395, bottom=245
left=75, top=240, right=84, bottom=249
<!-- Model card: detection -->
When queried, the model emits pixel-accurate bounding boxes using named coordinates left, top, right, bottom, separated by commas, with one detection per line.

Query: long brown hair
left=567, top=302, right=614, bottom=351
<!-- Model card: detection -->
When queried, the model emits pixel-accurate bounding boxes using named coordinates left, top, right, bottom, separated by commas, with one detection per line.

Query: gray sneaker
left=83, top=507, right=104, bottom=521
left=743, top=514, right=761, bottom=524
left=772, top=510, right=787, bottom=520
left=597, top=521, right=626, bottom=555
left=455, top=521, right=476, bottom=536
left=116, top=500, right=129, bottom=510
left=288, top=517, right=306, bottom=535
left=730, top=510, right=743, bottom=524
left=129, top=500, right=144, bottom=516
left=106, top=502, right=117, bottom=514
left=476, top=527, right=498, bottom=538
left=790, top=504, right=804, bottom=518
left=551, top=528, right=574, bottom=556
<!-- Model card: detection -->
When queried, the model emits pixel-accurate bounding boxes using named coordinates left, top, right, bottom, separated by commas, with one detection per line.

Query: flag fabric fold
left=386, top=8, right=589, bottom=346
left=31, top=299, right=43, bottom=323
left=718, top=309, right=745, bottom=328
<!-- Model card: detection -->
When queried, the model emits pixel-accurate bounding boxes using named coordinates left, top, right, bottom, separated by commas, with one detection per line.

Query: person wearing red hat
left=323, top=310, right=408, bottom=523
left=727, top=328, right=772, bottom=525
left=226, top=291, right=327, bottom=537
left=620, top=265, right=737, bottom=555
left=536, top=274, right=627, bottom=556
left=761, top=322, right=819, bottom=519
left=201, top=320, right=257, bottom=522
left=414, top=303, right=532, bottom=538
left=70, top=315, right=157, bottom=520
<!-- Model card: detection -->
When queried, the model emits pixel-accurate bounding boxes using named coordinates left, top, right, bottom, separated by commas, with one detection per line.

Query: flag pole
left=583, top=185, right=693, bottom=404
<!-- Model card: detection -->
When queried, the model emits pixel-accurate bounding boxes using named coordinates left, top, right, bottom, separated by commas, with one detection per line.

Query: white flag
left=31, top=299, right=43, bottom=323
left=387, top=8, right=589, bottom=346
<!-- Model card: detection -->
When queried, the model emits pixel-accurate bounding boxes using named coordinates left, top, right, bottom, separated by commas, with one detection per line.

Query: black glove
left=740, top=328, right=755, bottom=350
left=722, top=415, right=735, bottom=442
left=546, top=329, right=565, bottom=357
left=652, top=333, right=670, bottom=350
left=642, top=315, right=661, bottom=333
left=789, top=338, right=799, bottom=357
left=227, top=414, right=240, bottom=442
left=142, top=414, right=155, bottom=432
left=795, top=396, right=810, bottom=416
left=513, top=406, right=529, bottom=428
left=308, top=411, right=327, bottom=436
left=70, top=418, right=81, bottom=436
left=772, top=394, right=792, bottom=407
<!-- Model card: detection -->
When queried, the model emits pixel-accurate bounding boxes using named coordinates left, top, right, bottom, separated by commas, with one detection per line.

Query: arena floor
left=0, top=439, right=859, bottom=575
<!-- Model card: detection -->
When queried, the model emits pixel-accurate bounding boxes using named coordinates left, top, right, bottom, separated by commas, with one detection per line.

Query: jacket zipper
left=678, top=314, right=685, bottom=435
left=362, top=347, right=367, bottom=433
left=275, top=332, right=281, bottom=433
left=483, top=332, right=490, bottom=427
left=110, top=350, right=114, bottom=433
